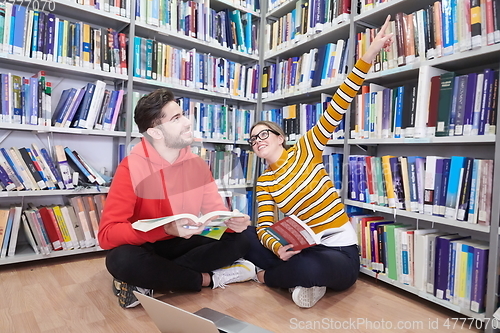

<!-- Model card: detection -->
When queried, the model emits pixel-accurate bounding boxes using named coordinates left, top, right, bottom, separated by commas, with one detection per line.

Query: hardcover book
left=263, top=215, right=326, bottom=251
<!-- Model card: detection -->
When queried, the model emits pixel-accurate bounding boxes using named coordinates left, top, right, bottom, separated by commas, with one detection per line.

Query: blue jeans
left=243, top=227, right=359, bottom=290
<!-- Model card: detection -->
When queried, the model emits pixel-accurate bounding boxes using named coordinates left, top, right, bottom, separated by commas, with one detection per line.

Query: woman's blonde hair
left=250, top=120, right=288, bottom=149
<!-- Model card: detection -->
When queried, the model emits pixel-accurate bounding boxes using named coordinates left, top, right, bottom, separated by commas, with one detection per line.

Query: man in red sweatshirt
left=98, top=88, right=256, bottom=308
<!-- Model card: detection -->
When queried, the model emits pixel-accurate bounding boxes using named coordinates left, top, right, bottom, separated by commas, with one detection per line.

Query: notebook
left=133, top=291, right=274, bottom=333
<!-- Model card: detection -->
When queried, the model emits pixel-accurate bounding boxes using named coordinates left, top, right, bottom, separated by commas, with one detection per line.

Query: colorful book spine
left=444, top=156, right=466, bottom=219
left=470, top=245, right=489, bottom=313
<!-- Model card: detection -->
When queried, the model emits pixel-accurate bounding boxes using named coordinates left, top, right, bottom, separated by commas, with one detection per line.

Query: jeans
left=243, top=227, right=359, bottom=290
left=105, top=232, right=250, bottom=292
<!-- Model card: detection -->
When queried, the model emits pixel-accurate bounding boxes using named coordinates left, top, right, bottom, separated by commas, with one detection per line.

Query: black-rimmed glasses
left=247, top=129, right=280, bottom=146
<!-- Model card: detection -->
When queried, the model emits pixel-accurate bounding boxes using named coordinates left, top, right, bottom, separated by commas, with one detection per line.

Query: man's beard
left=163, top=130, right=193, bottom=149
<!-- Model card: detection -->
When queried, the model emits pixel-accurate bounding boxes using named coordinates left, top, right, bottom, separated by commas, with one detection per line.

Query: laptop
left=133, top=291, right=273, bottom=333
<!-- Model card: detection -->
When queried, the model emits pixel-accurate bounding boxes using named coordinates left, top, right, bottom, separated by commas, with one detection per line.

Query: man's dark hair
left=134, top=88, right=176, bottom=133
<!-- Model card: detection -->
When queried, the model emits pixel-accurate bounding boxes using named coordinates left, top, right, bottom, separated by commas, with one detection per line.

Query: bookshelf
left=360, top=267, right=486, bottom=321
left=260, top=0, right=500, bottom=330
left=0, top=188, right=109, bottom=198
left=0, top=0, right=261, bottom=265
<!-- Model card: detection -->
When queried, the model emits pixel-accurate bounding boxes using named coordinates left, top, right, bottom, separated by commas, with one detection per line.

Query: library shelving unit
left=126, top=0, right=261, bottom=212
left=0, top=0, right=261, bottom=265
left=0, top=0, right=131, bottom=265
left=260, top=0, right=500, bottom=331
left=346, top=1, right=500, bottom=330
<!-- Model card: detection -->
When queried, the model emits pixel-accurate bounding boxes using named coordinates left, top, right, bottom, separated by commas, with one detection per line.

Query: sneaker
left=212, top=259, right=257, bottom=289
left=112, top=278, right=122, bottom=297
left=291, top=286, right=327, bottom=308
left=118, top=282, right=153, bottom=309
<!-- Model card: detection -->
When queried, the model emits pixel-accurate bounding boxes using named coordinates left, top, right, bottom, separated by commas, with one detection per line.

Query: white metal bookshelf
left=354, top=0, right=441, bottom=31
left=349, top=136, right=497, bottom=145
left=264, top=20, right=351, bottom=60
left=266, top=1, right=297, bottom=19
left=0, top=53, right=128, bottom=82
left=0, top=243, right=104, bottom=266
left=131, top=134, right=250, bottom=146
left=365, top=44, right=500, bottom=83
left=262, top=79, right=344, bottom=104
left=260, top=0, right=500, bottom=330
left=210, top=0, right=261, bottom=16
left=0, top=0, right=261, bottom=267
left=133, top=77, right=257, bottom=104
left=360, top=267, right=486, bottom=321
left=0, top=188, right=109, bottom=198
left=54, top=0, right=131, bottom=27
left=0, top=123, right=128, bottom=137
left=345, top=199, right=491, bottom=233
left=134, top=22, right=259, bottom=63
left=0, top=1, right=131, bottom=265
left=343, top=1, right=500, bottom=330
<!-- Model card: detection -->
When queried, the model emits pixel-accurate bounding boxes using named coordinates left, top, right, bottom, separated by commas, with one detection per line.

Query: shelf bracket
left=116, top=22, right=131, bottom=34
left=0, top=130, right=12, bottom=145
left=356, top=144, right=367, bottom=152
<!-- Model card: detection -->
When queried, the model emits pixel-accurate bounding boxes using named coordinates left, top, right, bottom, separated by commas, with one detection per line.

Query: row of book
left=260, top=94, right=345, bottom=142
left=323, top=152, right=343, bottom=192
left=352, top=68, right=499, bottom=139
left=261, top=39, right=350, bottom=97
left=0, top=195, right=106, bottom=258
left=0, top=144, right=108, bottom=192
left=53, top=81, right=125, bottom=130
left=356, top=2, right=500, bottom=73
left=0, top=71, right=51, bottom=126
left=132, top=39, right=260, bottom=99
left=0, top=4, right=127, bottom=74
left=265, top=0, right=350, bottom=53
left=192, top=145, right=256, bottom=187
left=351, top=213, right=489, bottom=313
left=348, top=155, right=494, bottom=226
left=68, top=0, right=130, bottom=17
left=136, top=1, right=259, bottom=56
left=178, top=97, right=255, bottom=141
left=0, top=70, right=126, bottom=130
left=219, top=190, right=255, bottom=219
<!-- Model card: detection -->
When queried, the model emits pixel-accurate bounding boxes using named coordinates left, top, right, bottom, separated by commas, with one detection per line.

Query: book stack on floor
left=350, top=213, right=489, bottom=314
left=0, top=193, right=106, bottom=258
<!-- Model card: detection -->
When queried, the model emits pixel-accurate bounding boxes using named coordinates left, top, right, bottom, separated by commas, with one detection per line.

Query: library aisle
left=0, top=253, right=483, bottom=332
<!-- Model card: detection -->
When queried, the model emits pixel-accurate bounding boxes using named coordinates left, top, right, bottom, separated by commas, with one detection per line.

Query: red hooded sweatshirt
left=98, top=138, right=228, bottom=249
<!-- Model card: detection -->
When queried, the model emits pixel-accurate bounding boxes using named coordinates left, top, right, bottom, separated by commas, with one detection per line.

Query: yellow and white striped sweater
left=255, top=59, right=372, bottom=255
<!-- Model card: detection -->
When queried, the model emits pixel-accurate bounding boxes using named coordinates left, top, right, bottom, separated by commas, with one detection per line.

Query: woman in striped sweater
left=243, top=16, right=394, bottom=308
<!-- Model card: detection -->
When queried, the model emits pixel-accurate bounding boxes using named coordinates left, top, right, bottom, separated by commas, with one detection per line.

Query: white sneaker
left=291, top=286, right=327, bottom=308
left=212, top=259, right=257, bottom=289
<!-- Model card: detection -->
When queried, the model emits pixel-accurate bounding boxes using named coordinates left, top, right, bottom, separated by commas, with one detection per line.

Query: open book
left=132, top=210, right=244, bottom=232
left=265, top=215, right=327, bottom=251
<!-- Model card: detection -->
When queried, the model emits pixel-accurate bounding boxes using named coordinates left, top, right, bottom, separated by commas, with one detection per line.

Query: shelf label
left=404, top=138, right=431, bottom=143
